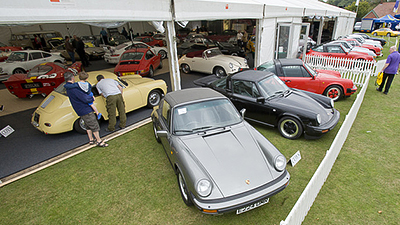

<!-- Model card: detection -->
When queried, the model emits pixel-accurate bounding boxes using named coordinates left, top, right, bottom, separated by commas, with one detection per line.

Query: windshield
left=257, top=75, right=289, bottom=98
left=120, top=52, right=144, bottom=61
left=173, top=99, right=242, bottom=135
left=257, top=60, right=276, bottom=74
left=204, top=48, right=222, bottom=58
left=28, top=64, right=53, bottom=77
left=7, top=52, right=27, bottom=62
left=304, top=63, right=317, bottom=77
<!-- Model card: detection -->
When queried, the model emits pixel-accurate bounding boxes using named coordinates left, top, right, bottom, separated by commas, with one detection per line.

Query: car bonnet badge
left=245, top=179, right=250, bottom=185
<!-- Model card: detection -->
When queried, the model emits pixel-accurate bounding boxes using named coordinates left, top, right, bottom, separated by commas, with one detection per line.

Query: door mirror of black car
left=156, top=130, right=168, bottom=138
left=256, top=97, right=265, bottom=103
left=240, top=108, right=246, bottom=118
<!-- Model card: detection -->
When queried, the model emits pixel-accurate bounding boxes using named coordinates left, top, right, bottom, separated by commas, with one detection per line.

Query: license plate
left=236, top=198, right=269, bottom=215
left=22, top=82, right=42, bottom=89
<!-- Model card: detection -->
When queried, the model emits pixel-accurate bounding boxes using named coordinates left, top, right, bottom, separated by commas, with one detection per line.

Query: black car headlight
left=274, top=155, right=286, bottom=172
left=197, top=179, right=212, bottom=197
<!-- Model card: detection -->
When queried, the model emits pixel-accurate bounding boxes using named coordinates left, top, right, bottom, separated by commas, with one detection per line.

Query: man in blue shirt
left=377, top=46, right=400, bottom=94
left=64, top=72, right=108, bottom=147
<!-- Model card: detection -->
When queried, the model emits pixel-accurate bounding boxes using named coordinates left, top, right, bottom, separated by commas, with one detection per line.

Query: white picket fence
left=303, top=55, right=377, bottom=86
left=280, top=55, right=375, bottom=224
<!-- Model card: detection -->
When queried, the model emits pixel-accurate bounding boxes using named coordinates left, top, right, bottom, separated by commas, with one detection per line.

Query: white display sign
left=290, top=151, right=301, bottom=167
left=0, top=125, right=15, bottom=138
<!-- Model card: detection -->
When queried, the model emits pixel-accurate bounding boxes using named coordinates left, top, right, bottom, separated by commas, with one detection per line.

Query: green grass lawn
left=0, top=40, right=398, bottom=224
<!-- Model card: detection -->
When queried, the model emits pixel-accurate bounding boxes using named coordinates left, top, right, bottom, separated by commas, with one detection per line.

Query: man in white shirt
left=96, top=75, right=126, bottom=132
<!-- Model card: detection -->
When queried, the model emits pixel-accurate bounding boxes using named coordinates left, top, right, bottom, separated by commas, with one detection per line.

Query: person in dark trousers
left=96, top=74, right=126, bottom=132
left=64, top=72, right=108, bottom=147
left=377, top=46, right=400, bottom=95
left=100, top=28, right=109, bottom=45
left=74, top=36, right=89, bottom=67
left=65, top=36, right=75, bottom=63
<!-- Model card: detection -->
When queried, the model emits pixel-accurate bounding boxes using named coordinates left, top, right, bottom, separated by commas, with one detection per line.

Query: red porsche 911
left=4, top=62, right=82, bottom=98
left=256, top=58, right=357, bottom=101
left=114, top=48, right=162, bottom=78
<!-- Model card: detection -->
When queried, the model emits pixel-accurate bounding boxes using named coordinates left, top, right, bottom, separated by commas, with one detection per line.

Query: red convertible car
left=114, top=48, right=162, bottom=77
left=256, top=58, right=357, bottom=101
left=306, top=43, right=374, bottom=61
left=4, top=62, right=82, bottom=98
left=133, top=36, right=165, bottom=47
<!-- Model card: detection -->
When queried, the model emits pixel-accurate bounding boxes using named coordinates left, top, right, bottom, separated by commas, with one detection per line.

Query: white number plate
left=236, top=198, right=269, bottom=214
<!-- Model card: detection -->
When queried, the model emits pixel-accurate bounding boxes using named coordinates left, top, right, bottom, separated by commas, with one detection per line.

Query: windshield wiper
left=284, top=89, right=292, bottom=97
left=191, top=126, right=213, bottom=132
left=267, top=91, right=284, bottom=100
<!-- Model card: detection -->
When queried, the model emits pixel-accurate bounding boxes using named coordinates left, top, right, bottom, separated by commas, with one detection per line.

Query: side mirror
left=256, top=97, right=265, bottom=103
left=240, top=108, right=246, bottom=118
left=156, top=130, right=168, bottom=138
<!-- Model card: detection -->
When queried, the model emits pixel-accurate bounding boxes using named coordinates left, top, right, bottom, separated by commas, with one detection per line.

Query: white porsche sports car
left=178, top=47, right=248, bottom=77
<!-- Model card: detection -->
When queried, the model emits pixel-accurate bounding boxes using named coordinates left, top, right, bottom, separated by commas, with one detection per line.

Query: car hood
left=180, top=124, right=274, bottom=197
left=315, top=69, right=341, bottom=78
left=272, top=90, right=333, bottom=123
left=211, top=55, right=246, bottom=67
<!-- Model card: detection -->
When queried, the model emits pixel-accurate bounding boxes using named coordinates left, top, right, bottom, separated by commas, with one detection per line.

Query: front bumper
left=346, top=85, right=358, bottom=96
left=191, top=170, right=290, bottom=214
left=304, top=109, right=340, bottom=139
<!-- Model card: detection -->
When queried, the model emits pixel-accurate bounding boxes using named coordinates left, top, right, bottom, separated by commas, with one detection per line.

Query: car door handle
left=285, top=80, right=291, bottom=83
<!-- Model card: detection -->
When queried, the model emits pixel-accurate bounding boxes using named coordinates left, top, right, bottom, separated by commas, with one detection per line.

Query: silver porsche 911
left=151, top=87, right=290, bottom=215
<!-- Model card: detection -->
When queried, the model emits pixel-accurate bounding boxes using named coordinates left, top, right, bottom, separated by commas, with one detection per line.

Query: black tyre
left=373, top=33, right=377, bottom=36
left=181, top=64, right=191, bottom=74
left=324, top=85, right=343, bottom=101
left=213, top=66, right=226, bottom=78
left=148, top=66, right=154, bottom=77
left=386, top=33, right=391, bottom=37
left=153, top=121, right=161, bottom=143
left=278, top=116, right=303, bottom=140
left=177, top=169, right=193, bottom=206
left=147, top=90, right=162, bottom=108
left=159, top=50, right=167, bottom=59
left=73, top=118, right=87, bottom=134
left=13, top=68, right=26, bottom=74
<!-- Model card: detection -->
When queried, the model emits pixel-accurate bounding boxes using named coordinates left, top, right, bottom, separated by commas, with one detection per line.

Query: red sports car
left=133, top=36, right=164, bottom=47
left=256, top=58, right=357, bottom=101
left=4, top=62, right=82, bottom=98
left=306, top=43, right=374, bottom=61
left=341, top=38, right=382, bottom=57
left=114, top=48, right=162, bottom=77
left=0, top=41, right=23, bottom=52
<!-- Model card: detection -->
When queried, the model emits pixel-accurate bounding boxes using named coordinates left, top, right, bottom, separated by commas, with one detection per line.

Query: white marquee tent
left=0, top=0, right=356, bottom=91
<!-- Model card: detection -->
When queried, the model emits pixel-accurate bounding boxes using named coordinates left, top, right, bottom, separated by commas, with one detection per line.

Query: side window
left=326, top=46, right=343, bottom=53
left=233, top=80, right=260, bottom=98
left=31, top=52, right=43, bottom=60
left=145, top=50, right=155, bottom=60
left=161, top=100, right=171, bottom=130
left=282, top=66, right=303, bottom=78
left=313, top=45, right=323, bottom=52
left=300, top=66, right=312, bottom=77
left=43, top=52, right=52, bottom=58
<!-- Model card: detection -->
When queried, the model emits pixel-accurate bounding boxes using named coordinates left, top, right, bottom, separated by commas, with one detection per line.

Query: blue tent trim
left=374, top=14, right=400, bottom=23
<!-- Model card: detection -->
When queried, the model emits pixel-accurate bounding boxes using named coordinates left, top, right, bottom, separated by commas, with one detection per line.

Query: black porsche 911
left=194, top=70, right=340, bottom=139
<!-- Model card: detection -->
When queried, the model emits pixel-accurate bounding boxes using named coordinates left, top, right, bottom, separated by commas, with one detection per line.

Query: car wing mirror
left=156, top=130, right=168, bottom=138
left=240, top=108, right=246, bottom=118
left=256, top=97, right=265, bottom=103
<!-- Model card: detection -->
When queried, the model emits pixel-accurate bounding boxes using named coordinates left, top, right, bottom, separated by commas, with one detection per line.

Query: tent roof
left=0, top=0, right=172, bottom=25
left=374, top=14, right=400, bottom=23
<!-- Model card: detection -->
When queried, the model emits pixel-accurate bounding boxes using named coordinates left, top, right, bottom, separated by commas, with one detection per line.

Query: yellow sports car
left=371, top=28, right=400, bottom=37
left=31, top=71, right=167, bottom=134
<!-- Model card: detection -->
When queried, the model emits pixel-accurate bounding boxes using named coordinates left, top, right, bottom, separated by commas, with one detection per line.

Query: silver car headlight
left=316, top=114, right=321, bottom=125
left=274, top=155, right=286, bottom=172
left=229, top=62, right=233, bottom=69
left=243, top=58, right=248, bottom=66
left=196, top=179, right=212, bottom=197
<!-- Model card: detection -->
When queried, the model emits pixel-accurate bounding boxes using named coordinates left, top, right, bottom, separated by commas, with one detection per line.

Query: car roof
left=165, top=88, right=225, bottom=108
left=123, top=48, right=148, bottom=53
left=276, top=58, right=304, bottom=66
left=231, top=70, right=275, bottom=82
